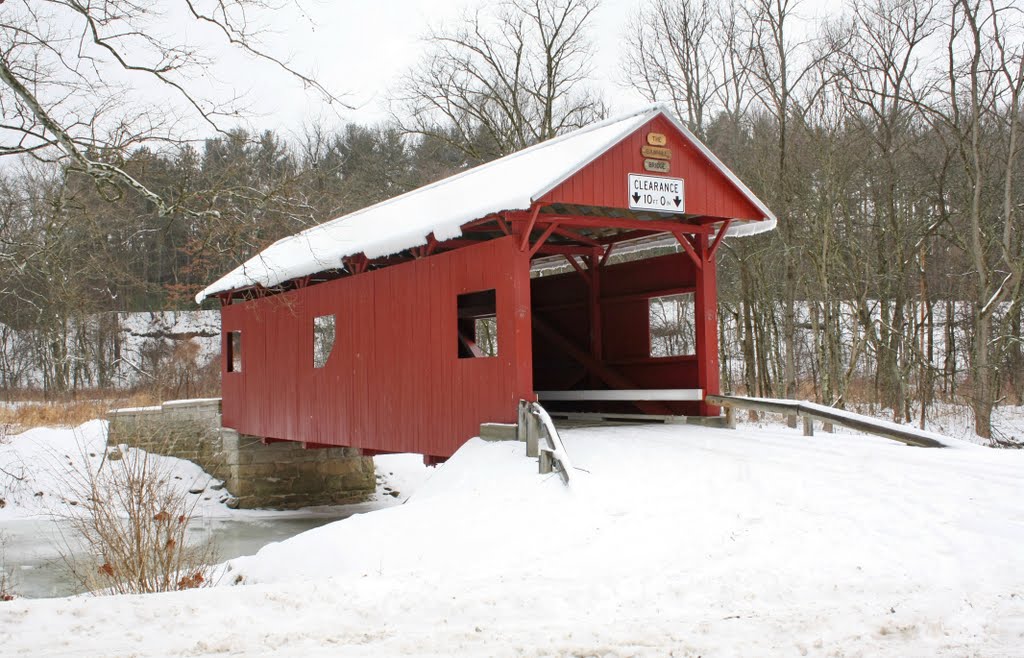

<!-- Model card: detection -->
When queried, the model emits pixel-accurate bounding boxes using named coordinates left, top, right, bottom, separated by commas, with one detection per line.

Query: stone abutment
left=106, top=398, right=375, bottom=509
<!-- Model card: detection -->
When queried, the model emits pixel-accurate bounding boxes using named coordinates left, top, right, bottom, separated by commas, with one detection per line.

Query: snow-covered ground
left=0, top=422, right=429, bottom=522
left=2, top=421, right=1022, bottom=656
left=732, top=401, right=1024, bottom=448
left=1, top=421, right=229, bottom=521
left=0, top=422, right=432, bottom=599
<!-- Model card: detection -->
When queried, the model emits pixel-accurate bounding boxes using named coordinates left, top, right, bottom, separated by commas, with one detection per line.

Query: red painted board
left=220, top=236, right=532, bottom=458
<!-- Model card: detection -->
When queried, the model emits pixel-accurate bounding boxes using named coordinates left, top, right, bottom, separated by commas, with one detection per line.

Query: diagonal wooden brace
left=532, top=314, right=672, bottom=415
left=672, top=232, right=703, bottom=270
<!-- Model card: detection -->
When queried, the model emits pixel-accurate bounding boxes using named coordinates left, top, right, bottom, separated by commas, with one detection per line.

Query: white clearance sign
left=627, top=174, right=685, bottom=213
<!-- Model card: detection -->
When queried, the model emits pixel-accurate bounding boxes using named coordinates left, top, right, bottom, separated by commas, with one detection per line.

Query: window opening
left=649, top=293, right=695, bottom=357
left=226, top=330, right=242, bottom=372
left=457, top=289, right=498, bottom=358
left=313, top=314, right=336, bottom=368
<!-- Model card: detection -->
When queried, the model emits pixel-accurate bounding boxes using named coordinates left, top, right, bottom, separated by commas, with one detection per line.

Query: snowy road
left=2, top=423, right=1023, bottom=656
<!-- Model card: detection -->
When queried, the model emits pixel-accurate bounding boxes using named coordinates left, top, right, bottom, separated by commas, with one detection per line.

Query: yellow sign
left=647, top=132, right=667, bottom=146
left=641, top=145, right=672, bottom=160
left=643, top=158, right=670, bottom=173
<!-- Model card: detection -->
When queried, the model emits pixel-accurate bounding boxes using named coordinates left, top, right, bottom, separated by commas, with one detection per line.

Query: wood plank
left=546, top=411, right=686, bottom=423
left=537, top=389, right=703, bottom=401
left=532, top=314, right=672, bottom=414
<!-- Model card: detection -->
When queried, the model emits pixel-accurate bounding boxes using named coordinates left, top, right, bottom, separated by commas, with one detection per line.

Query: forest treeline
left=1, top=0, right=1022, bottom=439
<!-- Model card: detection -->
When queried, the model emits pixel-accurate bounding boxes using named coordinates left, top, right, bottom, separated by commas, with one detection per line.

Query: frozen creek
left=1, top=512, right=358, bottom=599
left=0, top=420, right=434, bottom=600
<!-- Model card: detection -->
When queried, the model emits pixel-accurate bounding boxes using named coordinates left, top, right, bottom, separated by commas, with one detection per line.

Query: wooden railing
left=706, top=394, right=951, bottom=448
left=518, top=400, right=573, bottom=484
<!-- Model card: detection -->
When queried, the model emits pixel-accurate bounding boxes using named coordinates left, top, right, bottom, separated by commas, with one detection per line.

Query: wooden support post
left=725, top=406, right=736, bottom=429
left=511, top=249, right=535, bottom=405
left=526, top=410, right=540, bottom=458
left=803, top=415, right=814, bottom=436
left=517, top=400, right=528, bottom=443
left=694, top=233, right=721, bottom=416
left=787, top=414, right=798, bottom=428
left=588, top=247, right=602, bottom=373
left=539, top=449, right=553, bottom=475
left=823, top=422, right=834, bottom=433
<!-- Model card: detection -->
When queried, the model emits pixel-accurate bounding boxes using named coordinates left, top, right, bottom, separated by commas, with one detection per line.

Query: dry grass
left=0, top=392, right=161, bottom=433
left=57, top=437, right=218, bottom=595
left=0, top=531, right=14, bottom=601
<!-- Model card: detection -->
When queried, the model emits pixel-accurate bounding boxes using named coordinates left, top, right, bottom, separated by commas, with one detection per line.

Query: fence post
left=802, top=415, right=814, bottom=437
left=525, top=410, right=540, bottom=458
left=517, top=399, right=528, bottom=443
left=539, top=449, right=553, bottom=474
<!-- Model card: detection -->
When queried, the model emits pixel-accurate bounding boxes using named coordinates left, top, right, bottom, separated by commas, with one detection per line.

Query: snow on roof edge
left=195, top=108, right=659, bottom=303
left=529, top=103, right=777, bottom=238
left=657, top=108, right=778, bottom=235
left=196, top=104, right=775, bottom=303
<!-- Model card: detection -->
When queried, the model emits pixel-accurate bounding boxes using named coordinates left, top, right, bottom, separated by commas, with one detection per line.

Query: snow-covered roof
left=196, top=104, right=776, bottom=303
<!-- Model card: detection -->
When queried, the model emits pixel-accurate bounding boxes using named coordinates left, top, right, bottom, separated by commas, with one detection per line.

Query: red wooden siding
left=213, top=110, right=761, bottom=455
left=540, top=115, right=764, bottom=221
left=220, top=236, right=532, bottom=459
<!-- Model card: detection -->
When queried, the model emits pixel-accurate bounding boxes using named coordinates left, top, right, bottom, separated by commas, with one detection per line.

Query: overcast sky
left=226, top=0, right=848, bottom=138
left=224, top=0, right=659, bottom=134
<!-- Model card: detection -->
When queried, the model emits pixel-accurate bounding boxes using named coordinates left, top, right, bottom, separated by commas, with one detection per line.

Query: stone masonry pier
left=106, top=398, right=375, bottom=509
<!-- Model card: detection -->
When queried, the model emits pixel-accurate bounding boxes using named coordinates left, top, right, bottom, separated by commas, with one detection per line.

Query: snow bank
left=4, top=423, right=1020, bottom=656
left=0, top=421, right=231, bottom=521
left=0, top=424, right=431, bottom=522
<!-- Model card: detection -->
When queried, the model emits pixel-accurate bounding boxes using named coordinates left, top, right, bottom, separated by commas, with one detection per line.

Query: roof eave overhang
left=196, top=104, right=776, bottom=304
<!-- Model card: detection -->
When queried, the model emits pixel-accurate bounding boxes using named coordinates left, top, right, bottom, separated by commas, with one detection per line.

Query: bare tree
left=931, top=0, right=1024, bottom=437
left=622, top=0, right=720, bottom=136
left=745, top=0, right=839, bottom=410
left=0, top=0, right=346, bottom=215
left=393, top=0, right=606, bottom=161
left=621, top=0, right=757, bottom=139
left=831, top=0, right=938, bottom=420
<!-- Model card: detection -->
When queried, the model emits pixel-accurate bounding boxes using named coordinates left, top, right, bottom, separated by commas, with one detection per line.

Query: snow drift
left=3, top=423, right=1023, bottom=656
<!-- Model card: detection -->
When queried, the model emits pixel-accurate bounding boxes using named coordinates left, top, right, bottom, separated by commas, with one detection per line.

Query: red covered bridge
left=197, top=105, right=775, bottom=462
